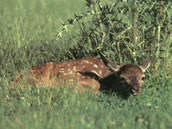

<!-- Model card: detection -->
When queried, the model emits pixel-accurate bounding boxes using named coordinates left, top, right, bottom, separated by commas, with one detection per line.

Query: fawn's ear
left=99, top=53, right=120, bottom=72
left=139, top=57, right=150, bottom=72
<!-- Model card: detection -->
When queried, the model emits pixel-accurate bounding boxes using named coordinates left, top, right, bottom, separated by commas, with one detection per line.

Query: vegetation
left=0, top=0, right=171, bottom=129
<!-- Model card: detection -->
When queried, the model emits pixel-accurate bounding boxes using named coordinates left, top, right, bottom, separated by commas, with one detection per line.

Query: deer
left=11, top=54, right=150, bottom=97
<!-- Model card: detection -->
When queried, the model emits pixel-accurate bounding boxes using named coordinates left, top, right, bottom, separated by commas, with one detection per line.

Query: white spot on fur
left=73, top=66, right=76, bottom=71
left=59, top=69, right=64, bottom=73
left=67, top=69, right=71, bottom=72
left=83, top=60, right=89, bottom=64
left=69, top=71, right=73, bottom=74
left=93, top=64, right=98, bottom=68
left=99, top=70, right=102, bottom=75
left=89, top=62, right=93, bottom=65
left=60, top=68, right=64, bottom=70
left=81, top=76, right=86, bottom=79
left=81, top=66, right=85, bottom=69
left=63, top=73, right=67, bottom=76
left=76, top=73, right=81, bottom=76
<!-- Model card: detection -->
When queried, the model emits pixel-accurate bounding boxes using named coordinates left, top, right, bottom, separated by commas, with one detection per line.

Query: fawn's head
left=100, top=54, right=150, bottom=95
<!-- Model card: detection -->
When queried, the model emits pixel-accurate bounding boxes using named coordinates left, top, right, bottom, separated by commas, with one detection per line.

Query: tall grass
left=0, top=0, right=172, bottom=129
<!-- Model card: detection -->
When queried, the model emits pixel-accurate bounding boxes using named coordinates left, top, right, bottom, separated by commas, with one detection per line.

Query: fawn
left=12, top=54, right=150, bottom=97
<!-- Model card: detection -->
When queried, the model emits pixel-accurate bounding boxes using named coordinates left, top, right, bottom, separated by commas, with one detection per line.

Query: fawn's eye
left=120, top=77, right=126, bottom=83
left=142, top=77, right=145, bottom=80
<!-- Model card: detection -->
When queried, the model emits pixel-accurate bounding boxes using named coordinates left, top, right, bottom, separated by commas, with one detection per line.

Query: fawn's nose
left=132, top=84, right=142, bottom=95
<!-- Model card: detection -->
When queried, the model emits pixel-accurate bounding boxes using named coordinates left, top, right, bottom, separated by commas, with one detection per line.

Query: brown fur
left=11, top=55, right=150, bottom=96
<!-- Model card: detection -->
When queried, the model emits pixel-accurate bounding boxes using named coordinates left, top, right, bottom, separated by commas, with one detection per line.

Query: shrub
left=57, top=0, right=172, bottom=73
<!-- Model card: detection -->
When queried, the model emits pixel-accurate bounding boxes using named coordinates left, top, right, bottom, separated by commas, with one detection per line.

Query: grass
left=1, top=77, right=172, bottom=129
left=0, top=0, right=172, bottom=129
